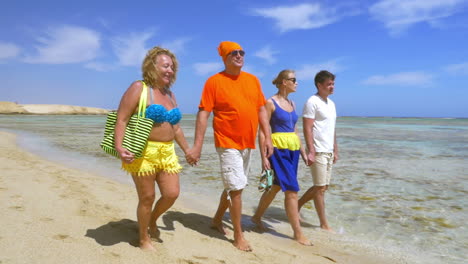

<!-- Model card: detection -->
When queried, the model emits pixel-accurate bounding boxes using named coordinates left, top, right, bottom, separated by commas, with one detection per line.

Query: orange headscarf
left=218, top=41, right=243, bottom=60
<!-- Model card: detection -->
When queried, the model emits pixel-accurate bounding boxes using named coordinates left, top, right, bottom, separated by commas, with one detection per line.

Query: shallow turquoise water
left=1, top=114, right=467, bottom=264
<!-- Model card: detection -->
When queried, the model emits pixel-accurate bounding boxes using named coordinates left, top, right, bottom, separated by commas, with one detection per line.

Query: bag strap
left=137, top=81, right=148, bottom=118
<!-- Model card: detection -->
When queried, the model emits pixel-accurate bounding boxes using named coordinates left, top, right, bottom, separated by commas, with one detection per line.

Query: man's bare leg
left=211, top=190, right=230, bottom=235
left=313, top=186, right=333, bottom=232
left=298, top=186, right=317, bottom=211
left=229, top=189, right=252, bottom=251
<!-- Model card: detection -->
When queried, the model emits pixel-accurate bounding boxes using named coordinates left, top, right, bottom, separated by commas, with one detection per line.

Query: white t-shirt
left=302, top=94, right=336, bottom=153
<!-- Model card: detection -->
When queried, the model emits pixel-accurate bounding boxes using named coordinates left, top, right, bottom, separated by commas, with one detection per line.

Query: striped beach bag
left=100, top=82, right=154, bottom=158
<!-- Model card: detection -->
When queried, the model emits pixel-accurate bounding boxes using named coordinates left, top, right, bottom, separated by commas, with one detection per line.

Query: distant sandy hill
left=0, top=101, right=109, bottom=115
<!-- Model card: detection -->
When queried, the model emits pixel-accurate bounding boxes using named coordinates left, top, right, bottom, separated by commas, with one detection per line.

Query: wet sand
left=0, top=131, right=391, bottom=264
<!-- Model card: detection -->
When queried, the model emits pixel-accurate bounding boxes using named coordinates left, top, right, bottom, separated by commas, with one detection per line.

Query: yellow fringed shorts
left=122, top=141, right=182, bottom=176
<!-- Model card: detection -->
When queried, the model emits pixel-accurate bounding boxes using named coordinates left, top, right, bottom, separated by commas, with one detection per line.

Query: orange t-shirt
left=199, top=71, right=266, bottom=149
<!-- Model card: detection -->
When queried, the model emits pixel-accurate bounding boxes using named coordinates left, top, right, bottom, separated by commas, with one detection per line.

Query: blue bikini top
left=145, top=88, right=182, bottom=125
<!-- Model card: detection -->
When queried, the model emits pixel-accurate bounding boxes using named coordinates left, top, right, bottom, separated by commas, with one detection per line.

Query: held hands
left=306, top=151, right=316, bottom=166
left=185, top=147, right=201, bottom=166
left=301, top=154, right=308, bottom=166
left=263, top=138, right=274, bottom=158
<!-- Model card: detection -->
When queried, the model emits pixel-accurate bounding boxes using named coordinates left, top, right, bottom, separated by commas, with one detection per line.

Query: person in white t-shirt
left=299, top=70, right=338, bottom=232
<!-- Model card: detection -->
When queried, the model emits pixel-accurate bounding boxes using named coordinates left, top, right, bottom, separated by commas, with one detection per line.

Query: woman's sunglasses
left=286, top=78, right=297, bottom=83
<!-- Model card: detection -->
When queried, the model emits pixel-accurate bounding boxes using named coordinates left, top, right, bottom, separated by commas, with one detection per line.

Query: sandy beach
left=0, top=130, right=394, bottom=264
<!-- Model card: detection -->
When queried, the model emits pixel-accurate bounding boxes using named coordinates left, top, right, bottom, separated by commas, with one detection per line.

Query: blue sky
left=1, top=0, right=468, bottom=118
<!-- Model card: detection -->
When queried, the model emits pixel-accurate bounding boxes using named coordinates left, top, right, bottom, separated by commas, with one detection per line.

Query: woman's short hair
left=272, top=69, right=294, bottom=88
left=141, top=46, right=178, bottom=89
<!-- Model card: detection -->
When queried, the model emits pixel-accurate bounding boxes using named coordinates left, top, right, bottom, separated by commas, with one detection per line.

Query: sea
left=0, top=114, right=466, bottom=264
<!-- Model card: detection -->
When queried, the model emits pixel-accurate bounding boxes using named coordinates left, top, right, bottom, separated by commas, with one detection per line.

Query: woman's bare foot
left=251, top=216, right=268, bottom=232
left=233, top=237, right=252, bottom=252
left=210, top=221, right=230, bottom=235
left=139, top=240, right=155, bottom=251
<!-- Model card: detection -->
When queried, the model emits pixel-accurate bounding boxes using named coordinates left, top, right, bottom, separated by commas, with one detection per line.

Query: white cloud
left=369, top=0, right=467, bottom=35
left=0, top=42, right=21, bottom=60
left=243, top=65, right=266, bottom=78
left=295, top=60, right=344, bottom=81
left=251, top=3, right=360, bottom=33
left=193, top=62, right=223, bottom=76
left=362, top=71, right=434, bottom=86
left=445, top=62, right=468, bottom=75
left=254, top=45, right=278, bottom=65
left=84, top=61, right=115, bottom=72
left=251, top=3, right=336, bottom=32
left=24, top=25, right=100, bottom=64
left=162, top=38, right=191, bottom=54
left=112, top=31, right=154, bottom=67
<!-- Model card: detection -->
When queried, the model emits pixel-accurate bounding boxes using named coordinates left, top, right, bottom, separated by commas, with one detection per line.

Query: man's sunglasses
left=229, top=50, right=245, bottom=57
left=287, top=78, right=297, bottom=83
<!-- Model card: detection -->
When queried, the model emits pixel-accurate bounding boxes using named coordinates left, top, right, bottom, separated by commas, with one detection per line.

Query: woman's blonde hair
left=272, top=69, right=294, bottom=89
left=141, top=46, right=178, bottom=89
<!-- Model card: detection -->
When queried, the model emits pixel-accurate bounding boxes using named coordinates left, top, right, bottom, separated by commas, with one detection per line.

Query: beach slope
left=0, top=131, right=386, bottom=264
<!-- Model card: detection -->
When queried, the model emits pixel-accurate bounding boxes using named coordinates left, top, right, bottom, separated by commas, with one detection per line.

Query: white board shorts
left=216, top=147, right=252, bottom=194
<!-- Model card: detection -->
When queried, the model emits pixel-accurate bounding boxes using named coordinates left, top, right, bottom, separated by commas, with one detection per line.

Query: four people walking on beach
left=112, top=42, right=338, bottom=251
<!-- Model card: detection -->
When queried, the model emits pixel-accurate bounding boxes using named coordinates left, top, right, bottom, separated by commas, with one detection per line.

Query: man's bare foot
left=320, top=225, right=335, bottom=233
left=233, top=238, right=252, bottom=252
left=294, top=234, right=313, bottom=246
left=251, top=216, right=268, bottom=232
left=139, top=240, right=155, bottom=251
left=149, top=226, right=162, bottom=242
left=210, top=221, right=230, bottom=235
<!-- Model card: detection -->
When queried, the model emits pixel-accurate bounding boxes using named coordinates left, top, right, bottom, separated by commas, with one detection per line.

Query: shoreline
left=0, top=130, right=396, bottom=264
left=1, top=100, right=465, bottom=119
left=0, top=101, right=109, bottom=115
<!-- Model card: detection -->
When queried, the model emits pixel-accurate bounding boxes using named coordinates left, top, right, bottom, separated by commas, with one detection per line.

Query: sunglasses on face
left=286, top=78, right=297, bottom=83
left=229, top=50, right=245, bottom=57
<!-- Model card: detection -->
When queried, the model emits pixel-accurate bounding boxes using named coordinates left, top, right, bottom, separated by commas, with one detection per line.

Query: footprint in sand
left=106, top=252, right=121, bottom=258
left=53, top=234, right=70, bottom=240
left=180, top=259, right=203, bottom=264
left=193, top=256, right=209, bottom=261
left=9, top=205, right=24, bottom=211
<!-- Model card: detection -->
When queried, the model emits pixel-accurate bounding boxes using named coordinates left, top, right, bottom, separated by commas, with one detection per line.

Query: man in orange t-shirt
left=186, top=41, right=273, bottom=251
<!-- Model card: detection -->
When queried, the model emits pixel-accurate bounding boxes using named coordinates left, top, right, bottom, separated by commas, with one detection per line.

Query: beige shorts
left=311, top=152, right=334, bottom=186
left=216, top=147, right=252, bottom=193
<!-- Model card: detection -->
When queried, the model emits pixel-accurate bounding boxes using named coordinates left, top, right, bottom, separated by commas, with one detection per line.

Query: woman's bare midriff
left=147, top=122, right=176, bottom=142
